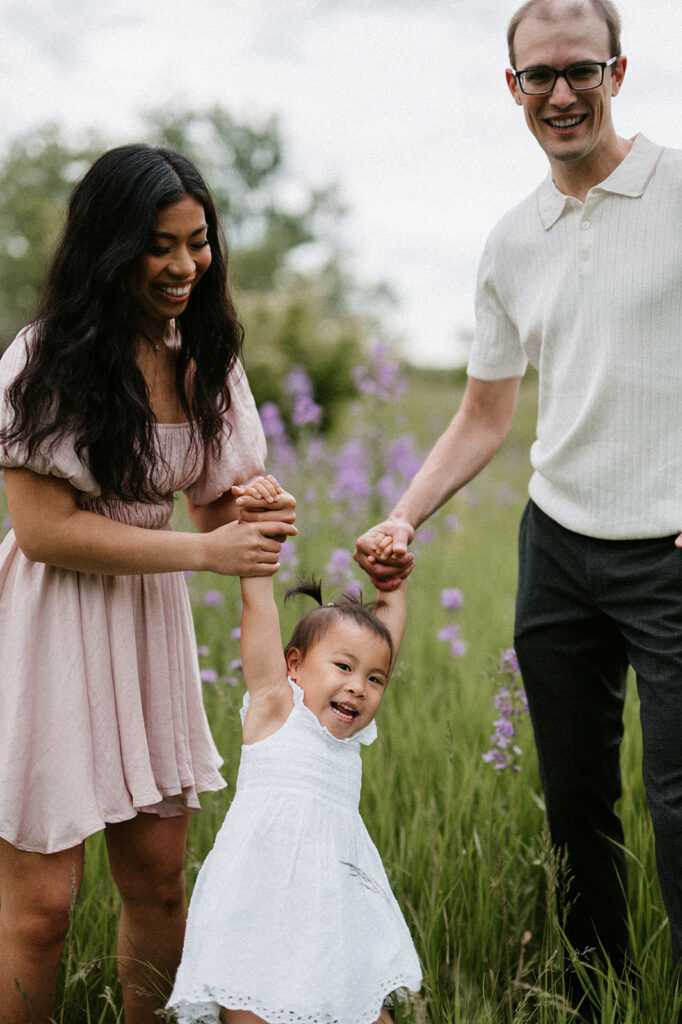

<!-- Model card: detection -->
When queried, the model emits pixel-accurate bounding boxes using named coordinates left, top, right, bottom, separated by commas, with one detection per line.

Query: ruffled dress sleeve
left=0, top=329, right=100, bottom=496
left=184, top=359, right=267, bottom=505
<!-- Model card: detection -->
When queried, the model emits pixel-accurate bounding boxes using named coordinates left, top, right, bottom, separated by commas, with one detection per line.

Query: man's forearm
left=391, top=375, right=522, bottom=529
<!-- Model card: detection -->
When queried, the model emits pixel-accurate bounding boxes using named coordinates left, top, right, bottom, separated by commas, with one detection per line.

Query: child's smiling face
left=286, top=619, right=391, bottom=738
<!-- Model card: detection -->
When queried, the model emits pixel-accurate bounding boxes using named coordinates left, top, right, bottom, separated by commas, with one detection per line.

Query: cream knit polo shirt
left=467, top=134, right=682, bottom=540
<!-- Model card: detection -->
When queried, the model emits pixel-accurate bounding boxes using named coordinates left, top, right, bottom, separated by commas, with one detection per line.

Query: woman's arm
left=4, top=467, right=296, bottom=577
left=184, top=491, right=241, bottom=533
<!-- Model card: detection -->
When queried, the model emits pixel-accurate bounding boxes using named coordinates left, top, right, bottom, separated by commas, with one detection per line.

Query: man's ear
left=506, top=68, right=524, bottom=106
left=611, top=55, right=627, bottom=96
left=286, top=647, right=301, bottom=679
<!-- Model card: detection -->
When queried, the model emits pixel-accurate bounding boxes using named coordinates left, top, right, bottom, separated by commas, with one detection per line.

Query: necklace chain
left=141, top=331, right=162, bottom=352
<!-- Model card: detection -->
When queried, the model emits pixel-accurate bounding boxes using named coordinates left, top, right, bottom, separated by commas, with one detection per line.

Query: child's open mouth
left=331, top=702, right=359, bottom=723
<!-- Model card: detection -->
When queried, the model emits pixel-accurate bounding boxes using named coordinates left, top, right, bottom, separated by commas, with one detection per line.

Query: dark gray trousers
left=514, top=500, right=682, bottom=970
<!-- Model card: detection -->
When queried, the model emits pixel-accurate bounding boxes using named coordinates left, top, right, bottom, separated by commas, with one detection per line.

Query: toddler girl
left=168, top=475, right=421, bottom=1024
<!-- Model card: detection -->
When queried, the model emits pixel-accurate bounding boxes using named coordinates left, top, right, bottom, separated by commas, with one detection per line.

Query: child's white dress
left=168, top=679, right=422, bottom=1024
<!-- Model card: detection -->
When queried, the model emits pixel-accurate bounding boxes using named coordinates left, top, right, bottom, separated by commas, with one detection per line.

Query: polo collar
left=537, top=133, right=664, bottom=229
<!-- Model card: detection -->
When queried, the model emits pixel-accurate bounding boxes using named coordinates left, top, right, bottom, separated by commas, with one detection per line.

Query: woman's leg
left=105, top=812, right=189, bottom=1024
left=0, top=837, right=84, bottom=1024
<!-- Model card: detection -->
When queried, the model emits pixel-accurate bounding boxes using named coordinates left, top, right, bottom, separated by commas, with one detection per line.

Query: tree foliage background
left=0, top=107, right=393, bottom=425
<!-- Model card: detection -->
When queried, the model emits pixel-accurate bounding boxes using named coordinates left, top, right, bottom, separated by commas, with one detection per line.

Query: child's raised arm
left=373, top=579, right=408, bottom=677
left=232, top=478, right=291, bottom=700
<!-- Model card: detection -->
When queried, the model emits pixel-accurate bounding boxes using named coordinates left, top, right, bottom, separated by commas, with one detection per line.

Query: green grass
left=1, top=368, right=678, bottom=1022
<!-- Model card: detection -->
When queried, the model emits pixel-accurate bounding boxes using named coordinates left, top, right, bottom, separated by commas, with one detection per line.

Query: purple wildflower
left=259, top=401, right=289, bottom=442
left=353, top=343, right=408, bottom=403
left=306, top=437, right=326, bottom=465
left=200, top=668, right=218, bottom=684
left=483, top=648, right=528, bottom=771
left=415, top=528, right=436, bottom=546
left=203, top=589, right=223, bottom=607
left=330, top=439, right=372, bottom=503
left=441, top=588, right=463, bottom=611
left=278, top=540, right=299, bottom=583
left=286, top=365, right=314, bottom=400
left=196, top=645, right=210, bottom=657
left=376, top=474, right=401, bottom=508
left=387, top=435, right=423, bottom=482
left=231, top=627, right=241, bottom=641
left=259, top=401, right=298, bottom=473
left=500, top=647, right=521, bottom=676
left=450, top=640, right=468, bottom=657
left=285, top=367, right=323, bottom=429
left=437, top=624, right=460, bottom=642
left=292, top=395, right=323, bottom=428
left=326, top=547, right=352, bottom=574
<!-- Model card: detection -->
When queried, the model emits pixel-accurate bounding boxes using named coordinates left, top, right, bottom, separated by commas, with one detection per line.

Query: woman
left=0, top=145, right=295, bottom=1024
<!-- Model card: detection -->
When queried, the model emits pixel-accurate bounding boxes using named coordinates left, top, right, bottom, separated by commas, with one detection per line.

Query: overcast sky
left=1, top=0, right=681, bottom=366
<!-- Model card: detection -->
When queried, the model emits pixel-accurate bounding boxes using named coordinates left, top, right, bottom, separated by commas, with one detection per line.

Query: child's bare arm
left=373, top=579, right=408, bottom=676
left=239, top=575, right=287, bottom=694
left=234, top=477, right=291, bottom=695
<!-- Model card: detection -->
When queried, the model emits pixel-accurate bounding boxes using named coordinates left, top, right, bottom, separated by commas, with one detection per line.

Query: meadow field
left=0, top=350, right=678, bottom=1023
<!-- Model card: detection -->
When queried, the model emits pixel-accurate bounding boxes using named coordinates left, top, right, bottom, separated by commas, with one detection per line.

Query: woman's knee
left=115, top=854, right=186, bottom=912
left=0, top=847, right=84, bottom=953
left=11, top=899, right=74, bottom=954
left=106, top=814, right=188, bottom=911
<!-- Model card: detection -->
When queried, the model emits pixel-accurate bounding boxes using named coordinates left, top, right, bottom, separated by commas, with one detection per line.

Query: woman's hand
left=200, top=517, right=298, bottom=577
left=354, top=518, right=415, bottom=591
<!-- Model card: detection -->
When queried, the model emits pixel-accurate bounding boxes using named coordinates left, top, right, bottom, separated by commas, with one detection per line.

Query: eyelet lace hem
left=167, top=976, right=419, bottom=1024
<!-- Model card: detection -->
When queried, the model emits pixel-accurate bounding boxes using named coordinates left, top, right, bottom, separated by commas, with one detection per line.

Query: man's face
left=506, top=6, right=626, bottom=171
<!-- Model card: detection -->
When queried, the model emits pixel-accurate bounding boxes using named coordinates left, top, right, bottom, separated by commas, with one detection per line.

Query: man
left=355, top=0, right=682, bottom=1006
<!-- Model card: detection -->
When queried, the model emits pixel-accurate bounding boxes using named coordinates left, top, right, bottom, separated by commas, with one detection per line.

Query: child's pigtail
left=284, top=576, right=324, bottom=607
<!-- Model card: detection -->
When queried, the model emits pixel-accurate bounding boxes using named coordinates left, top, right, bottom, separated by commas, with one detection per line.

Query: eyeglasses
left=510, top=57, right=618, bottom=95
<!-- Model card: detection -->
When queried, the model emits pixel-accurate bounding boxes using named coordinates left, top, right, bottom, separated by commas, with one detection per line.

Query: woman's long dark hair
left=0, top=144, right=243, bottom=501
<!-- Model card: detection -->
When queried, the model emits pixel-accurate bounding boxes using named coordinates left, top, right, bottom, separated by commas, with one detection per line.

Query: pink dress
left=0, top=331, right=266, bottom=854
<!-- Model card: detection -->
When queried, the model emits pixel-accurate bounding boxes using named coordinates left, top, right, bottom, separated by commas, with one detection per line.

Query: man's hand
left=354, top=519, right=415, bottom=591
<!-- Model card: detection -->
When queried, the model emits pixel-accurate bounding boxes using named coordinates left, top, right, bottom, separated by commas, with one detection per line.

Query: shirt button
left=582, top=221, right=591, bottom=229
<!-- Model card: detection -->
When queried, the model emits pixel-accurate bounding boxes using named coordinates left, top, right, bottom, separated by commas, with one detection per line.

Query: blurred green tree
left=0, top=107, right=393, bottom=427
left=0, top=123, right=102, bottom=344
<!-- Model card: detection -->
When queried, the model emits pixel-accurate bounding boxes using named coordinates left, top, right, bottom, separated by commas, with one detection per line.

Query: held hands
left=200, top=475, right=297, bottom=578
left=354, top=518, right=415, bottom=591
left=232, top=474, right=296, bottom=539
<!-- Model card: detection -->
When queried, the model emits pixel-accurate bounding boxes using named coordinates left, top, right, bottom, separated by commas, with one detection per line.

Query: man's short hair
left=507, top=0, right=622, bottom=67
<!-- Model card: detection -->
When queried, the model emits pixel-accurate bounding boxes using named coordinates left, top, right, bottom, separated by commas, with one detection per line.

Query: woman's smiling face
left=132, top=194, right=212, bottom=336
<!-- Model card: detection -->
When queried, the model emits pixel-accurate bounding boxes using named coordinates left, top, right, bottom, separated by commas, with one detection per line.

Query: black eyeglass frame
left=510, top=56, right=619, bottom=95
